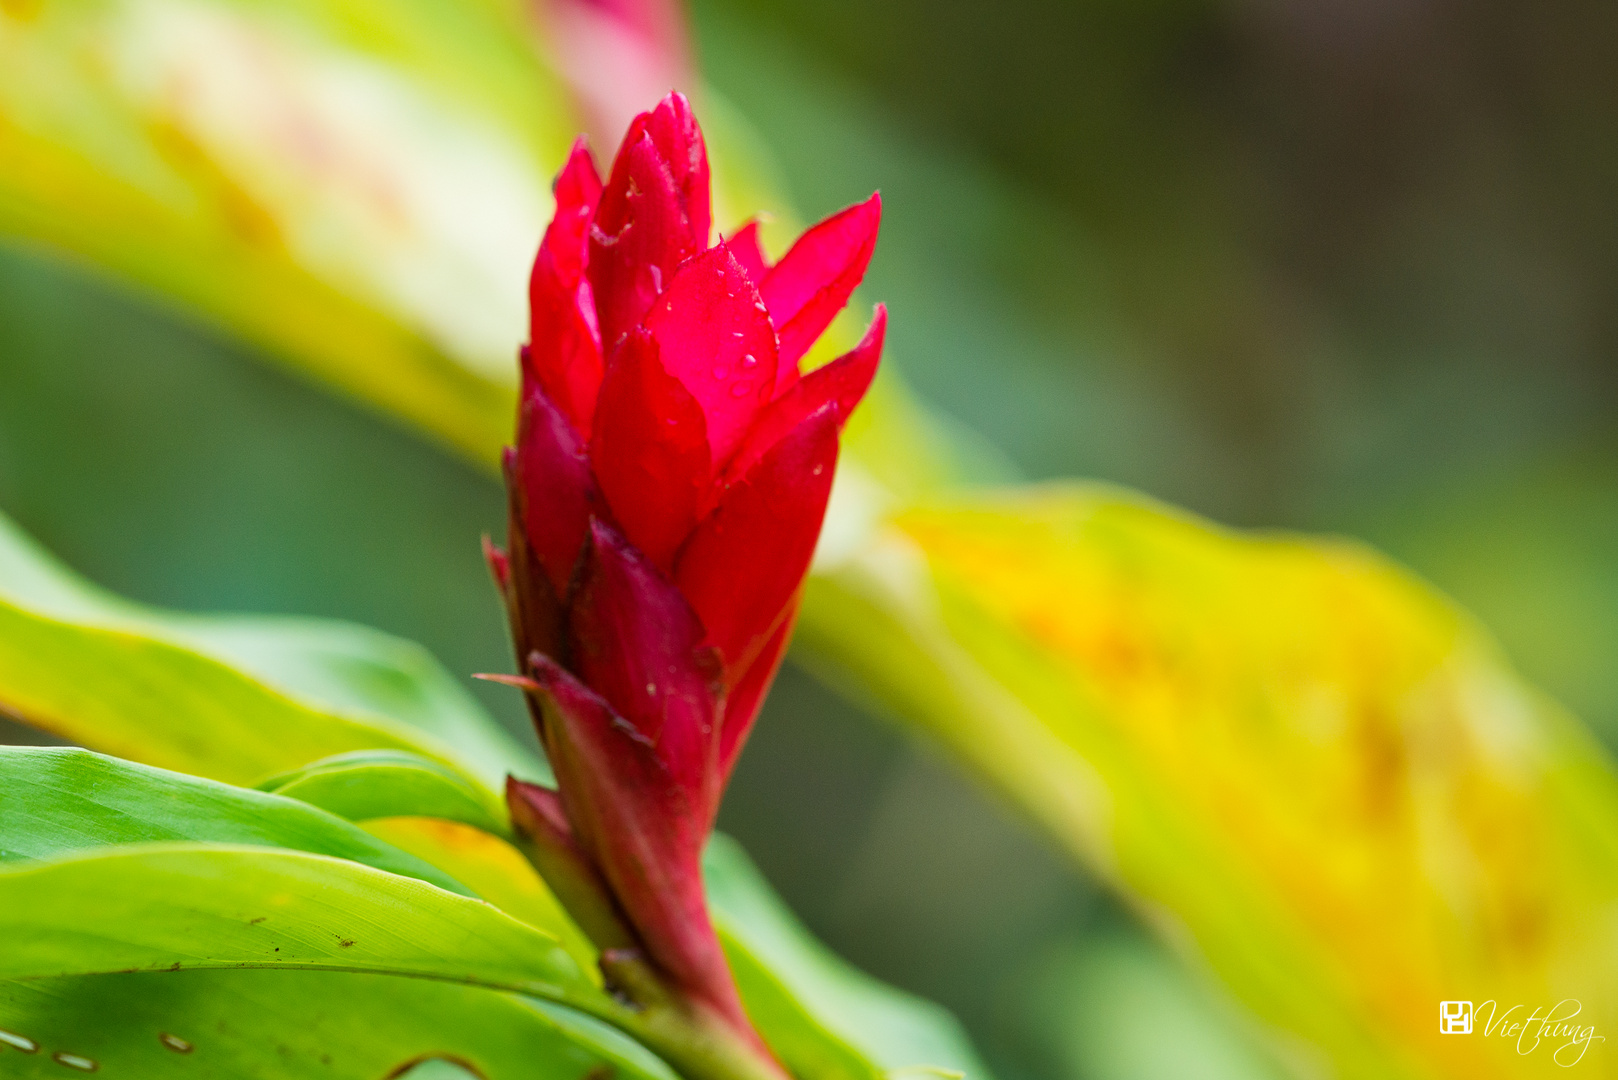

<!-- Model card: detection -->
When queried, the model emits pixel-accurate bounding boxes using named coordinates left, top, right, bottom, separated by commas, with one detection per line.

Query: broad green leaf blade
left=259, top=750, right=507, bottom=833
left=355, top=816, right=989, bottom=1080
left=0, top=746, right=467, bottom=894
left=165, top=618, right=549, bottom=791
left=0, top=970, right=678, bottom=1080
left=0, top=843, right=606, bottom=1015
left=705, top=834, right=990, bottom=1080
left=0, top=509, right=542, bottom=791
left=804, top=484, right=1618, bottom=1080
left=361, top=815, right=602, bottom=987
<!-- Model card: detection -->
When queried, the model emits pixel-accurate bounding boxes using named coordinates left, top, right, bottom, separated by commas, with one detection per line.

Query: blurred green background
left=3, top=1, right=1615, bottom=1078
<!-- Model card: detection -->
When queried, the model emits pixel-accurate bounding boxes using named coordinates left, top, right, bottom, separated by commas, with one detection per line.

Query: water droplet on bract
left=740, top=353, right=758, bottom=369
left=754, top=301, right=769, bottom=313
left=0, top=1030, right=38, bottom=1053
left=732, top=331, right=745, bottom=339
left=711, top=365, right=728, bottom=380
left=812, top=465, right=824, bottom=475
left=159, top=1033, right=194, bottom=1054
left=645, top=682, right=656, bottom=695
left=730, top=382, right=752, bottom=398
left=52, top=1052, right=98, bottom=1071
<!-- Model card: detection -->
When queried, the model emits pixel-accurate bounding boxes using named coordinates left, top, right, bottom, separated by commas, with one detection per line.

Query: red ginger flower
left=487, top=92, right=884, bottom=1064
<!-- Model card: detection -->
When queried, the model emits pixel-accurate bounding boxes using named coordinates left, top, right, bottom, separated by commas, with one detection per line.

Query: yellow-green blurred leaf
left=802, top=483, right=1618, bottom=1079
left=0, top=508, right=537, bottom=793
left=0, top=0, right=575, bottom=463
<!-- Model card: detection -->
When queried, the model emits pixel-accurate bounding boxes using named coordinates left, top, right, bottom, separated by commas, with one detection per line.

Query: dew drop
left=711, top=365, right=728, bottom=380
left=0, top=1030, right=38, bottom=1053
left=52, top=1052, right=98, bottom=1072
left=754, top=301, right=769, bottom=313
left=812, top=465, right=824, bottom=475
left=159, top=1033, right=194, bottom=1054
left=730, top=382, right=752, bottom=398
left=645, top=682, right=656, bottom=695
left=739, top=353, right=758, bottom=369
left=732, top=331, right=745, bottom=339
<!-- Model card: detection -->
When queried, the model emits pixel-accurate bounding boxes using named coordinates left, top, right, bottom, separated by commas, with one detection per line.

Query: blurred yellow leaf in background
left=804, top=486, right=1618, bottom=1078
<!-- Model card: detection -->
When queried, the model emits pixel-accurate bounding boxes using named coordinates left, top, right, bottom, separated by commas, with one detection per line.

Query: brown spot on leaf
left=383, top=1055, right=488, bottom=1080
left=159, top=1033, right=194, bottom=1054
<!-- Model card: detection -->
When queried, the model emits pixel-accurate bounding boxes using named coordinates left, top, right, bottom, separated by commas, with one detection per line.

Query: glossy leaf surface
left=0, top=970, right=676, bottom=1080
left=259, top=750, right=507, bottom=834
left=0, top=844, right=601, bottom=1012
left=0, top=747, right=467, bottom=894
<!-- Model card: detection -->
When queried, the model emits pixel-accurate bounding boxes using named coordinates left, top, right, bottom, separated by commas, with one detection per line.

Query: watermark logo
left=1439, top=999, right=1605, bottom=1067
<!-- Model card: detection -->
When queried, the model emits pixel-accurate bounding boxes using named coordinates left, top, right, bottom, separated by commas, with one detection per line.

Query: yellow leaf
left=803, top=484, right=1618, bottom=1079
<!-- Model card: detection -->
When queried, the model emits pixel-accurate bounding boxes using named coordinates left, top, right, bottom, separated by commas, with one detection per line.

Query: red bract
left=488, top=92, right=883, bottom=1062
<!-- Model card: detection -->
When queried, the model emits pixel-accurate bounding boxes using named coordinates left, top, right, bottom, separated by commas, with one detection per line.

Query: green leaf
left=165, top=617, right=549, bottom=791
left=804, top=484, right=1618, bottom=1080
left=258, top=750, right=507, bottom=833
left=0, top=746, right=468, bottom=895
left=0, top=748, right=663, bottom=1075
left=0, top=509, right=541, bottom=791
left=360, top=814, right=602, bottom=987
left=0, top=843, right=605, bottom=1013
left=0, top=970, right=678, bottom=1080
left=361, top=817, right=990, bottom=1079
left=704, top=835, right=989, bottom=1080
left=0, top=842, right=899, bottom=1080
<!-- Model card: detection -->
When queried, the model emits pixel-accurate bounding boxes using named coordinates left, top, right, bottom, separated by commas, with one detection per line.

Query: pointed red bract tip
left=588, top=94, right=712, bottom=351
left=721, top=303, right=885, bottom=490
left=760, top=192, right=882, bottom=374
left=527, top=140, right=605, bottom=435
left=482, top=535, right=511, bottom=593
left=724, top=220, right=771, bottom=282
left=637, top=92, right=711, bottom=250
